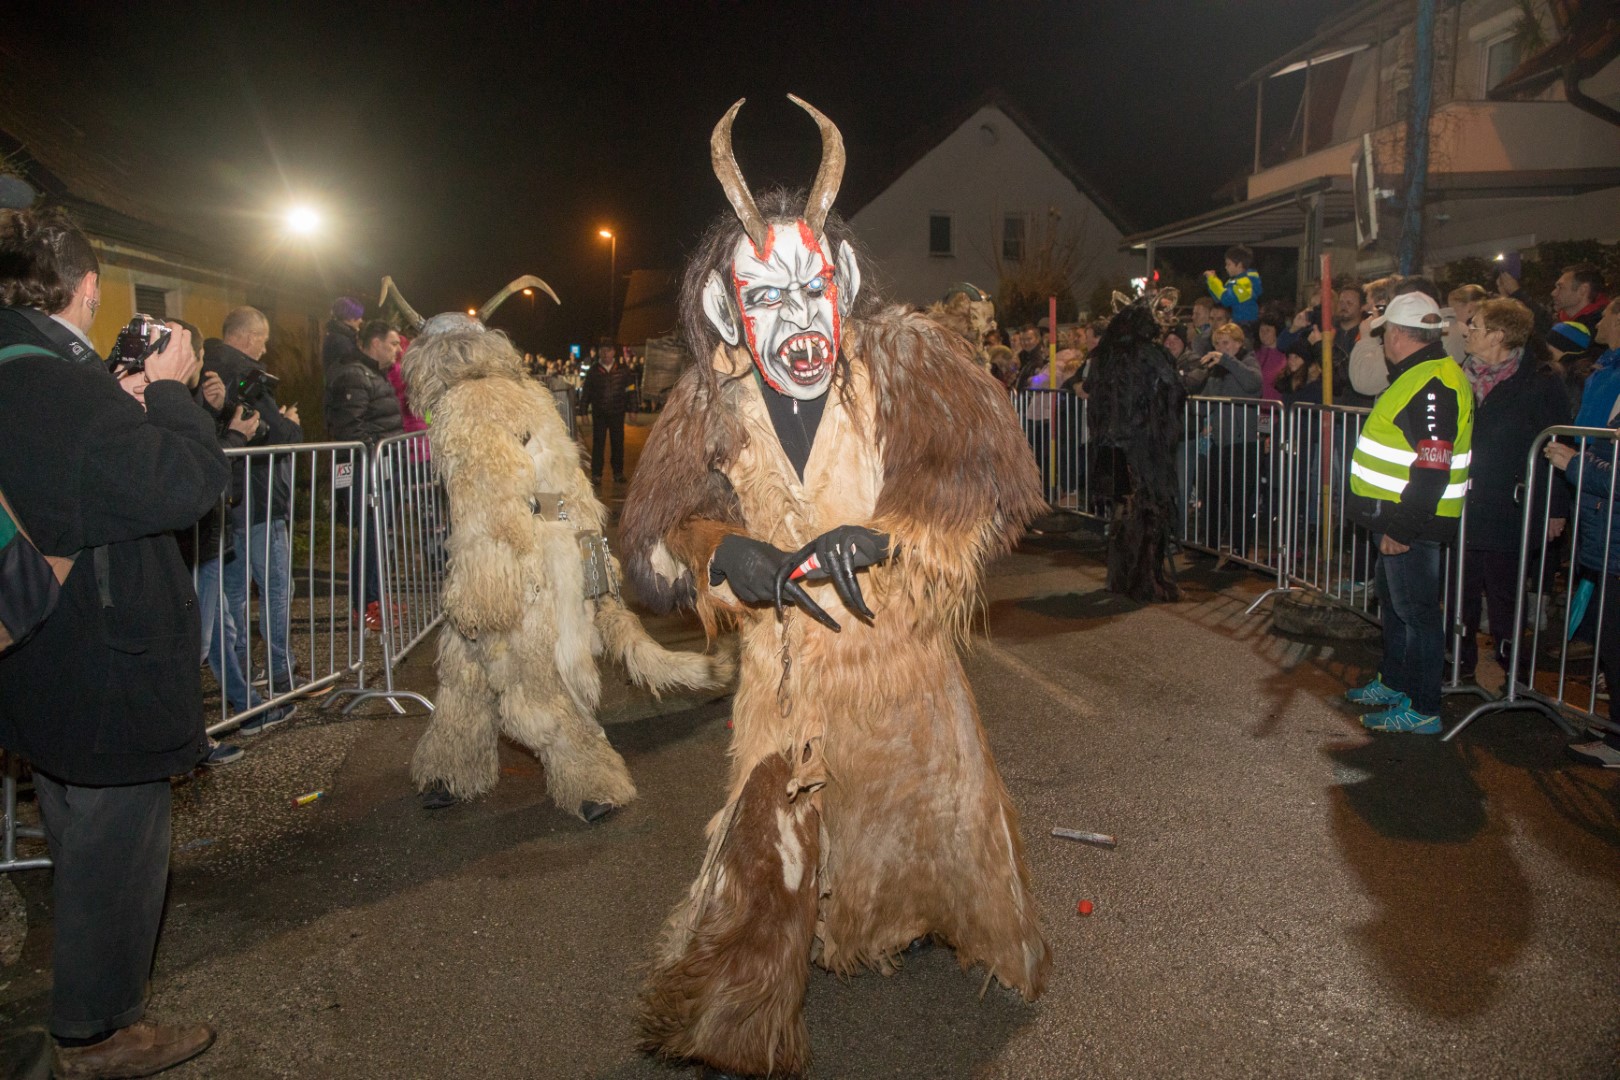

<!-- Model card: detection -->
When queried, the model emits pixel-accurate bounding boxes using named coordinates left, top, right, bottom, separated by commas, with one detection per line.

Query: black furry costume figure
left=1084, top=301, right=1185, bottom=602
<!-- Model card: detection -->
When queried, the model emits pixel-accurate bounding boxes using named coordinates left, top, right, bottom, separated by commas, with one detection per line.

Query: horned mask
left=701, top=96, right=862, bottom=401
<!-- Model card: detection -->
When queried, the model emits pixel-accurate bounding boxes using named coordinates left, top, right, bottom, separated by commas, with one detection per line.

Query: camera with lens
left=105, top=314, right=172, bottom=374
left=215, top=367, right=280, bottom=438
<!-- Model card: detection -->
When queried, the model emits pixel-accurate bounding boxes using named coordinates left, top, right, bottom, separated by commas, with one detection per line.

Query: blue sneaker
left=1361, top=705, right=1442, bottom=735
left=1345, top=676, right=1409, bottom=708
left=239, top=704, right=297, bottom=737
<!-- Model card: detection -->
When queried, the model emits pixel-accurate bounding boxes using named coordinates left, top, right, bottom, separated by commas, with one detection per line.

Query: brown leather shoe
left=53, top=1020, right=216, bottom=1079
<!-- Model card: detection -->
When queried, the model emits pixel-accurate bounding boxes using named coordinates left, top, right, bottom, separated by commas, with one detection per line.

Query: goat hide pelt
left=401, top=322, right=732, bottom=817
left=622, top=306, right=1052, bottom=1076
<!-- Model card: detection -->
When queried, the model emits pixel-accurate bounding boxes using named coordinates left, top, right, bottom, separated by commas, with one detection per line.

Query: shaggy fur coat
left=402, top=325, right=729, bottom=816
left=621, top=307, right=1050, bottom=1076
left=1085, top=304, right=1186, bottom=603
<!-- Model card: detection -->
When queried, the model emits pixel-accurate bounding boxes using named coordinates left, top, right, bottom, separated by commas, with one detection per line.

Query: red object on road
left=1077, top=899, right=1093, bottom=916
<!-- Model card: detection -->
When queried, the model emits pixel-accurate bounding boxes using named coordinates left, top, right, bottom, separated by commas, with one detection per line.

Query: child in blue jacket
left=1206, top=244, right=1263, bottom=329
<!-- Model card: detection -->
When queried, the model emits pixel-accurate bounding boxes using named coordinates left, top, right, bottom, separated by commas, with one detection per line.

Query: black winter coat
left=324, top=351, right=403, bottom=446
left=582, top=359, right=637, bottom=415
left=1464, top=358, right=1573, bottom=552
left=0, top=307, right=230, bottom=785
left=321, top=318, right=360, bottom=376
left=203, top=339, right=303, bottom=524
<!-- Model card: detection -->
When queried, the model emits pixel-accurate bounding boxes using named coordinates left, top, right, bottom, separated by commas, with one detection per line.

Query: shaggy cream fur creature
left=402, top=316, right=731, bottom=817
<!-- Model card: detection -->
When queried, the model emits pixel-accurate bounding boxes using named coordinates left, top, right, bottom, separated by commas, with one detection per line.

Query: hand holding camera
left=141, top=321, right=199, bottom=387
left=1201, top=351, right=1223, bottom=368
left=227, top=405, right=260, bottom=440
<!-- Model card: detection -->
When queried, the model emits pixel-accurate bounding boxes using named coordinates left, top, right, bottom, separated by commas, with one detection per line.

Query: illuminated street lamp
left=598, top=228, right=617, bottom=341
left=467, top=308, right=477, bottom=316
left=284, top=204, right=321, bottom=236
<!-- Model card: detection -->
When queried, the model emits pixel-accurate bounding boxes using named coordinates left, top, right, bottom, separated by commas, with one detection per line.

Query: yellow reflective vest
left=1349, top=355, right=1473, bottom=517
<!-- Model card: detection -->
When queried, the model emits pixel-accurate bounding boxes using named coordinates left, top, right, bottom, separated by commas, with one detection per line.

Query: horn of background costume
left=379, top=276, right=427, bottom=334
left=478, top=274, right=562, bottom=323
left=710, top=99, right=769, bottom=251
left=787, top=95, right=845, bottom=235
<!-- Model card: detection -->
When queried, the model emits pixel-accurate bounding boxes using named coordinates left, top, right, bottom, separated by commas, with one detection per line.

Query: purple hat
left=331, top=296, right=364, bottom=321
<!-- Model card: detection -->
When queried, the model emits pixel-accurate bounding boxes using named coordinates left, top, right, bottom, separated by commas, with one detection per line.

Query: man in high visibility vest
left=1343, top=292, right=1473, bottom=734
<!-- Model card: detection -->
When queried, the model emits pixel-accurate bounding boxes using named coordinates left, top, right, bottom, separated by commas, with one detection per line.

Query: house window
left=1482, top=33, right=1521, bottom=94
left=1002, top=214, right=1027, bottom=262
left=928, top=213, right=954, bottom=257
left=134, top=284, right=169, bottom=320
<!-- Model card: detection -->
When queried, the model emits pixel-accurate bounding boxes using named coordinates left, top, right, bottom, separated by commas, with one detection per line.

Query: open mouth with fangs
left=776, top=332, right=834, bottom=385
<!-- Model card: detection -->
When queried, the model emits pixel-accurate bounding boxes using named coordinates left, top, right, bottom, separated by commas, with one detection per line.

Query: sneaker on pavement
left=1361, top=705, right=1442, bottom=735
left=238, top=704, right=296, bottom=737
left=1345, top=676, right=1409, bottom=708
left=204, top=739, right=243, bottom=766
left=1565, top=739, right=1620, bottom=768
left=54, top=1020, right=216, bottom=1080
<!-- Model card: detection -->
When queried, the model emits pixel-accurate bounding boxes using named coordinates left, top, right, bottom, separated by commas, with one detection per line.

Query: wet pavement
left=2, top=420, right=1618, bottom=1078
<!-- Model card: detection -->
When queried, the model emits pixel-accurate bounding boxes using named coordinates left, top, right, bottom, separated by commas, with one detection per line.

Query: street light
left=598, top=228, right=617, bottom=341
left=284, top=204, right=321, bottom=236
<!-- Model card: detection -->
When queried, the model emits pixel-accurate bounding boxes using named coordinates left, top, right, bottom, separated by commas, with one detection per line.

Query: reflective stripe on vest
left=1349, top=355, right=1474, bottom=517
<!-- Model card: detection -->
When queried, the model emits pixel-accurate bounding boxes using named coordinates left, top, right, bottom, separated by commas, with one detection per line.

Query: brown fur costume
left=402, top=318, right=731, bottom=817
left=622, top=308, right=1051, bottom=1076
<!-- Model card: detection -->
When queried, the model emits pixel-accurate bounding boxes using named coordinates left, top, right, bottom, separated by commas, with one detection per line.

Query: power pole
left=1398, top=0, right=1437, bottom=275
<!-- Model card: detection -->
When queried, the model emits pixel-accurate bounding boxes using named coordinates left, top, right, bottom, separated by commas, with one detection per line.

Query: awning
left=1118, top=178, right=1354, bottom=251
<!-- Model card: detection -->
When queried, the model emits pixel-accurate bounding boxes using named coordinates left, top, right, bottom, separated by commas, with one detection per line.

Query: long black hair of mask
left=677, top=186, right=880, bottom=398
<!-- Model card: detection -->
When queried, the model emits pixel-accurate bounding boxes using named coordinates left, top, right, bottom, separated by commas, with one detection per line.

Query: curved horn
left=379, top=276, right=426, bottom=335
left=710, top=98, right=768, bottom=250
left=478, top=273, right=561, bottom=323
left=787, top=95, right=845, bottom=235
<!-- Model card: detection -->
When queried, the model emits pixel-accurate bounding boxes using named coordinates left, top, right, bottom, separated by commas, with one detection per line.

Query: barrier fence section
left=1, top=753, right=48, bottom=872
left=198, top=441, right=372, bottom=737
left=1445, top=426, right=1618, bottom=742
left=327, top=431, right=444, bottom=715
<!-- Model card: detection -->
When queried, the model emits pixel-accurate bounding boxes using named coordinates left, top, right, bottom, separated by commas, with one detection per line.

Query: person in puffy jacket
left=324, top=320, right=404, bottom=629
left=1546, top=298, right=1620, bottom=769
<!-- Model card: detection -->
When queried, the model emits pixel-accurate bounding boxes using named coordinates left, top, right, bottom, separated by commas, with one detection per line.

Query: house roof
left=841, top=89, right=1134, bottom=235
left=1241, top=0, right=1413, bottom=87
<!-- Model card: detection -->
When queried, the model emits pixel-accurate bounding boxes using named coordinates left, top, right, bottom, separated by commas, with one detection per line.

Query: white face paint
left=702, top=220, right=861, bottom=401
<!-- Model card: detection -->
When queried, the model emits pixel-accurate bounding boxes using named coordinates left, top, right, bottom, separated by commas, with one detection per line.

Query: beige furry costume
left=623, top=312, right=1051, bottom=1074
left=402, top=318, right=728, bottom=816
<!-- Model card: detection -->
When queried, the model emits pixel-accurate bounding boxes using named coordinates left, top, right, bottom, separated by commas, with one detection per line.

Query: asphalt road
left=2, top=418, right=1617, bottom=1079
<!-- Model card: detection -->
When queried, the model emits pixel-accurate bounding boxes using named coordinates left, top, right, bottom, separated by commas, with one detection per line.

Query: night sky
left=12, top=0, right=1348, bottom=353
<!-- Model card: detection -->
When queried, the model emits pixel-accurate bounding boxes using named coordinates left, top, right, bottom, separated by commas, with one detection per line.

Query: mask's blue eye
left=763, top=287, right=782, bottom=303
left=806, top=276, right=826, bottom=294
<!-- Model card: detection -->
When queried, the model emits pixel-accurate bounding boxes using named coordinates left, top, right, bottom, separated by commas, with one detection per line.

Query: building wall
left=850, top=106, right=1134, bottom=311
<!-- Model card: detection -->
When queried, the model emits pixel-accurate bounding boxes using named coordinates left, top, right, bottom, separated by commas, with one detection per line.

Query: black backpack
left=0, top=343, right=77, bottom=652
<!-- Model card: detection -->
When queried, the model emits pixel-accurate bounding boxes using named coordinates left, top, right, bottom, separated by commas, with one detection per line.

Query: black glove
left=710, top=533, right=841, bottom=632
left=779, top=525, right=890, bottom=622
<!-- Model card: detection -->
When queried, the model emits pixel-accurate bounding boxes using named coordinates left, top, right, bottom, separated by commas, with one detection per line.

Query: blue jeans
left=224, top=518, right=294, bottom=691
left=197, top=557, right=263, bottom=714
left=1374, top=536, right=1444, bottom=715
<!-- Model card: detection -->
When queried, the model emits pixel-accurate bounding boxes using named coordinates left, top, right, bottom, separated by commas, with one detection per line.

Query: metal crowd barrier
left=1012, top=388, right=1094, bottom=513
left=1180, top=396, right=1287, bottom=576
left=1445, top=426, right=1616, bottom=742
left=194, top=441, right=373, bottom=736
left=1, top=753, right=49, bottom=873
left=326, top=431, right=443, bottom=715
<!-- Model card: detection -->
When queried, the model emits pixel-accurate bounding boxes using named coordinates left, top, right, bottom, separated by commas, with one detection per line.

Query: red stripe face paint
left=727, top=219, right=841, bottom=401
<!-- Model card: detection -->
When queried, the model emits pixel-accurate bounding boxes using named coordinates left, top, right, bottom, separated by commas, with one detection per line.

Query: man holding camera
left=203, top=307, right=305, bottom=713
left=0, top=205, right=223, bottom=1076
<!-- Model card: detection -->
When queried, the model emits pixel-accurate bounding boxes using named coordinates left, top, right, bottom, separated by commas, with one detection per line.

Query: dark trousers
left=1459, top=548, right=1520, bottom=673
left=591, top=412, right=626, bottom=480
left=34, top=773, right=170, bottom=1038
left=1374, top=537, right=1445, bottom=715
left=339, top=490, right=380, bottom=608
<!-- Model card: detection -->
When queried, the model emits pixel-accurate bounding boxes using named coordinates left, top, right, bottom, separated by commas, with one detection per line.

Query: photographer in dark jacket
left=0, top=206, right=223, bottom=1077
left=204, top=306, right=305, bottom=706
left=325, top=319, right=404, bottom=629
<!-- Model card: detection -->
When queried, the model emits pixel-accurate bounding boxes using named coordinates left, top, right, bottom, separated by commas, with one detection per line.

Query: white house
left=848, top=94, right=1137, bottom=314
left=1123, top=0, right=1620, bottom=297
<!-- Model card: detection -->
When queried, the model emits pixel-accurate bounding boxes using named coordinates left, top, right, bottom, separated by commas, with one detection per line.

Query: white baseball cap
left=1369, top=292, right=1445, bottom=332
